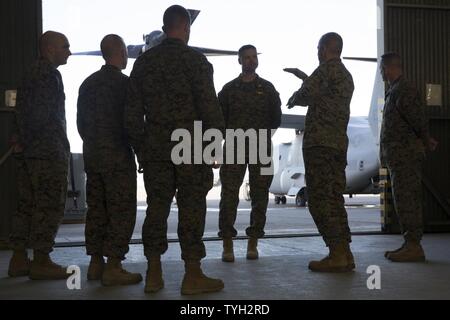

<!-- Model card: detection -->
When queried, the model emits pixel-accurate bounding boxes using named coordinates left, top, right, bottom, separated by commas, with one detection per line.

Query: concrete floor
left=1, top=233, right=450, bottom=300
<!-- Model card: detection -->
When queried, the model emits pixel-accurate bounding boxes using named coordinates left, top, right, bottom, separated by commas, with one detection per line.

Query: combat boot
left=87, top=255, right=105, bottom=280
left=144, top=256, right=164, bottom=293
left=101, top=258, right=143, bottom=286
left=387, top=240, right=425, bottom=262
left=384, top=241, right=406, bottom=258
left=308, top=242, right=355, bottom=273
left=181, top=260, right=224, bottom=295
left=8, top=249, right=31, bottom=277
left=246, top=237, right=258, bottom=260
left=346, top=244, right=356, bottom=269
left=222, top=238, right=234, bottom=262
left=29, top=251, right=69, bottom=280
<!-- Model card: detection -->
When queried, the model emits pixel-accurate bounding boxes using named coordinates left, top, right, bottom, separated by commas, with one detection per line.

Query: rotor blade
left=73, top=44, right=144, bottom=59
left=343, top=57, right=378, bottom=62
left=72, top=50, right=102, bottom=56
left=191, top=46, right=238, bottom=56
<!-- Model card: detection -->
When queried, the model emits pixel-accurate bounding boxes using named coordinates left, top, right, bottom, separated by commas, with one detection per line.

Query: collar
left=321, top=57, right=342, bottom=65
left=389, top=75, right=403, bottom=88
left=38, top=57, right=57, bottom=71
left=163, top=37, right=186, bottom=46
left=102, top=64, right=121, bottom=72
left=237, top=73, right=260, bottom=84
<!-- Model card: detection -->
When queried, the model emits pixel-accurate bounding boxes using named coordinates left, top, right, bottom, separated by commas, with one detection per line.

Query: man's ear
left=238, top=57, right=242, bottom=65
left=45, top=44, right=55, bottom=57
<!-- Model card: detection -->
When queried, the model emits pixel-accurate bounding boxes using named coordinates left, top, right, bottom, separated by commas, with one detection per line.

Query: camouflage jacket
left=125, top=38, right=225, bottom=163
left=218, top=74, right=282, bottom=130
left=15, top=58, right=70, bottom=160
left=289, top=58, right=354, bottom=153
left=380, top=76, right=429, bottom=158
left=77, top=65, right=136, bottom=173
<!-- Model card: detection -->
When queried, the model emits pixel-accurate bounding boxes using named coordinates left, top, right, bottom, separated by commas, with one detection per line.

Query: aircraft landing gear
left=275, top=196, right=287, bottom=205
left=295, top=188, right=307, bottom=207
left=275, top=196, right=281, bottom=204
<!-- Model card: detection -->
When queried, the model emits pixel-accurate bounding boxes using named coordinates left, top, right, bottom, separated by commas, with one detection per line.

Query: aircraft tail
left=368, top=69, right=384, bottom=146
left=344, top=56, right=383, bottom=146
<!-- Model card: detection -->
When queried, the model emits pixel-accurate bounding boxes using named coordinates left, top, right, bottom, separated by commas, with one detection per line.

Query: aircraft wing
left=191, top=46, right=238, bottom=56
left=71, top=50, right=103, bottom=57
left=74, top=44, right=237, bottom=59
left=72, top=44, right=145, bottom=59
left=343, top=57, right=377, bottom=62
left=280, top=114, right=305, bottom=131
left=73, top=9, right=238, bottom=59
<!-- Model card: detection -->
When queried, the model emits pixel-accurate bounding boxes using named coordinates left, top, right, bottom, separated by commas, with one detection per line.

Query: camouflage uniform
left=126, top=38, right=224, bottom=261
left=289, top=58, right=354, bottom=246
left=380, top=76, right=429, bottom=242
left=218, top=75, right=281, bottom=239
left=10, top=58, right=70, bottom=254
left=77, top=65, right=137, bottom=260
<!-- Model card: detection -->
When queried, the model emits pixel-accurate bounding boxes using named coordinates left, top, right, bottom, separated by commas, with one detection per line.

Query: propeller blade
left=343, top=57, right=377, bottom=62
left=192, top=46, right=238, bottom=56
left=72, top=50, right=102, bottom=56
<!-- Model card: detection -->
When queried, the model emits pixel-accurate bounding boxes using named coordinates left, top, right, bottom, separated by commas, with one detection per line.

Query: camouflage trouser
left=384, top=150, right=424, bottom=242
left=84, top=169, right=137, bottom=260
left=218, top=163, right=273, bottom=239
left=142, top=162, right=213, bottom=261
left=10, top=157, right=68, bottom=254
left=303, top=147, right=351, bottom=246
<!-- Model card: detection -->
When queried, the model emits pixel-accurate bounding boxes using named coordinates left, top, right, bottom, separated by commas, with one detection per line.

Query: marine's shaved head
left=380, top=52, right=403, bottom=83
left=101, top=34, right=125, bottom=60
left=319, top=32, right=343, bottom=56
left=162, top=5, right=191, bottom=33
left=381, top=52, right=402, bottom=69
left=39, top=31, right=71, bottom=67
left=39, top=31, right=67, bottom=56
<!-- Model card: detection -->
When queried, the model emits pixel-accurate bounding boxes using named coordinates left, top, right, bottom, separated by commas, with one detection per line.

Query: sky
left=43, top=0, right=378, bottom=153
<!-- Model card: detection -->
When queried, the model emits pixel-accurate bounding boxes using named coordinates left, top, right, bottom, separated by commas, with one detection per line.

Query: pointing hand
left=283, top=68, right=308, bottom=81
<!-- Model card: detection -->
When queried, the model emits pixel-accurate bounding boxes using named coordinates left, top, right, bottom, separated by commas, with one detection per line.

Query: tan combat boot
left=308, top=242, right=355, bottom=273
left=29, top=251, right=69, bottom=280
left=8, top=249, right=31, bottom=277
left=181, top=260, right=224, bottom=295
left=101, top=258, right=143, bottom=286
left=87, top=255, right=105, bottom=280
left=222, top=238, right=235, bottom=262
left=346, top=244, right=356, bottom=270
left=384, top=241, right=406, bottom=258
left=246, top=237, right=259, bottom=260
left=387, top=240, right=425, bottom=262
left=144, top=256, right=164, bottom=293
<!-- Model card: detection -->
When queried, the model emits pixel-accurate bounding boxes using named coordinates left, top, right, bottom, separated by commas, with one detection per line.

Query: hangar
left=0, top=0, right=449, bottom=301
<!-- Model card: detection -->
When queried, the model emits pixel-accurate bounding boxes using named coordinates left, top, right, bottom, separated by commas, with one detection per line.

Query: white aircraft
left=244, top=58, right=383, bottom=207
left=73, top=9, right=238, bottom=59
